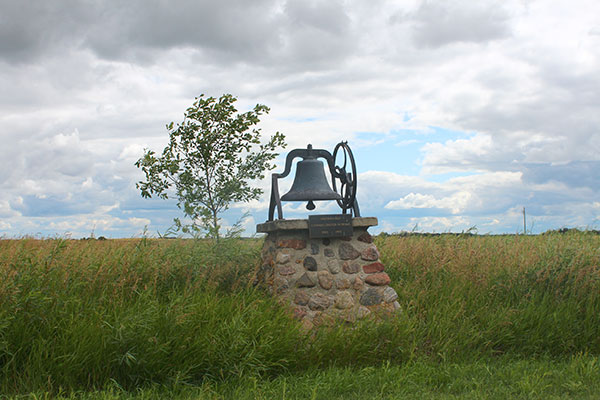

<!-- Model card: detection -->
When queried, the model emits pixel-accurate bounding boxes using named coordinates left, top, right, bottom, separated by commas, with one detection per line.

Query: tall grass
left=1, top=231, right=600, bottom=395
left=0, top=238, right=302, bottom=394
left=377, top=231, right=600, bottom=359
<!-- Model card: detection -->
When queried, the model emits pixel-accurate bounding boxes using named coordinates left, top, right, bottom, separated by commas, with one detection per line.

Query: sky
left=1, top=0, right=600, bottom=238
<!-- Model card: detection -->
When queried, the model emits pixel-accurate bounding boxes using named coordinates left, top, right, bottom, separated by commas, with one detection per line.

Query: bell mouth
left=281, top=190, right=341, bottom=202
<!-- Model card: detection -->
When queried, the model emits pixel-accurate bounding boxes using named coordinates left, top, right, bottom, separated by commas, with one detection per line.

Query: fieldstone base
left=255, top=217, right=400, bottom=329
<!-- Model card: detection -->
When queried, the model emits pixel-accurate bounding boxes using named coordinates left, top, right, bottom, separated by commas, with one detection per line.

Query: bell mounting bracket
left=268, top=142, right=360, bottom=221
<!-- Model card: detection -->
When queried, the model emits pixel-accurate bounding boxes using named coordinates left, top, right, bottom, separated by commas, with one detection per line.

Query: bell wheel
left=332, top=141, right=357, bottom=213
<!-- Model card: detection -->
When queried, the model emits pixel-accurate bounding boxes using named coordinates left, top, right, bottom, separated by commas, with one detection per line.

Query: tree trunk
left=212, top=209, right=220, bottom=242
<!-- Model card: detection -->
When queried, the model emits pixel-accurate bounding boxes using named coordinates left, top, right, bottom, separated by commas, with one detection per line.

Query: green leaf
left=134, top=93, right=286, bottom=240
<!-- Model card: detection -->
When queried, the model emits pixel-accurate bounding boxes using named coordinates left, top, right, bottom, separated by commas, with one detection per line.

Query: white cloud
left=408, top=216, right=472, bottom=232
left=421, top=134, right=495, bottom=173
left=232, top=198, right=270, bottom=212
left=409, top=0, right=511, bottom=48
left=128, top=217, right=151, bottom=226
left=385, top=191, right=473, bottom=214
left=1, top=0, right=599, bottom=236
left=82, top=177, right=93, bottom=189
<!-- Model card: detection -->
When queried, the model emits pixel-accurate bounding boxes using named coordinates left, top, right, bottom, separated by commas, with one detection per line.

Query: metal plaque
left=308, top=214, right=352, bottom=238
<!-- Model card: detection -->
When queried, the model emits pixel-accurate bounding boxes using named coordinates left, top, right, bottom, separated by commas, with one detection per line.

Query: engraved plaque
left=308, top=214, right=352, bottom=238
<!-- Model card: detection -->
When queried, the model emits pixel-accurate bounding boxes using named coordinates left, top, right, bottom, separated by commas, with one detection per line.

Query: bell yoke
left=268, top=141, right=360, bottom=221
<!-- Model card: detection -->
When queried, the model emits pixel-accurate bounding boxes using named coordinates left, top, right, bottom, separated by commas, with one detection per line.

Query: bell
left=281, top=158, right=341, bottom=210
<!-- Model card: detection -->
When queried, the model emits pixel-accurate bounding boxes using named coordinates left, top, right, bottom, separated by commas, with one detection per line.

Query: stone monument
left=254, top=142, right=399, bottom=329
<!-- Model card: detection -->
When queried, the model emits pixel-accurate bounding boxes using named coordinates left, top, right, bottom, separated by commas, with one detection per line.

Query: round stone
left=273, top=277, right=289, bottom=294
left=293, top=307, right=307, bottom=320
left=339, top=243, right=360, bottom=260
left=360, top=288, right=383, bottom=306
left=318, top=270, right=333, bottom=290
left=303, top=256, right=318, bottom=271
left=277, top=239, right=306, bottom=250
left=335, top=277, right=351, bottom=289
left=310, top=242, right=320, bottom=255
left=324, top=248, right=335, bottom=257
left=313, top=311, right=335, bottom=326
left=334, top=291, right=354, bottom=309
left=296, top=272, right=316, bottom=288
left=333, top=309, right=356, bottom=323
left=308, top=293, right=332, bottom=311
left=357, top=232, right=373, bottom=243
left=361, top=246, right=380, bottom=261
left=357, top=306, right=371, bottom=319
left=294, top=291, right=310, bottom=306
left=342, top=261, right=360, bottom=274
left=277, top=265, right=297, bottom=276
left=353, top=276, right=364, bottom=291
left=365, top=272, right=391, bottom=286
left=383, top=287, right=399, bottom=303
left=276, top=252, right=291, bottom=264
left=327, top=259, right=341, bottom=274
left=362, top=262, right=385, bottom=274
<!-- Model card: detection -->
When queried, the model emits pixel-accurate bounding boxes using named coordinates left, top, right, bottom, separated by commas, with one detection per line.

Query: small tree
left=135, top=94, right=285, bottom=240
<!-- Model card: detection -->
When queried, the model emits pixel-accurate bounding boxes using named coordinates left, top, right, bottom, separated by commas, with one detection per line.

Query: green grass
left=10, top=356, right=600, bottom=399
left=1, top=231, right=600, bottom=398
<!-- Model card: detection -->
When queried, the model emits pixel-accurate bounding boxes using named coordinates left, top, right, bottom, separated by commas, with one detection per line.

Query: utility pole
left=522, top=207, right=526, bottom=235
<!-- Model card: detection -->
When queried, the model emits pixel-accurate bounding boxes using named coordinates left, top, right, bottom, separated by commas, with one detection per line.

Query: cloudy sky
left=2, top=0, right=600, bottom=238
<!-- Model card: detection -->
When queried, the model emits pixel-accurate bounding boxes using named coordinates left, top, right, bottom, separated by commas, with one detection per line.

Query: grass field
left=1, top=231, right=600, bottom=398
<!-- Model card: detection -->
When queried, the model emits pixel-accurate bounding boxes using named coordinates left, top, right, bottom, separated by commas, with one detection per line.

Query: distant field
left=1, top=232, right=600, bottom=398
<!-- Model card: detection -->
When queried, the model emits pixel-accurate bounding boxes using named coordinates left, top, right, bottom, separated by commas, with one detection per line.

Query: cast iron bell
left=268, top=142, right=360, bottom=221
left=280, top=157, right=341, bottom=210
